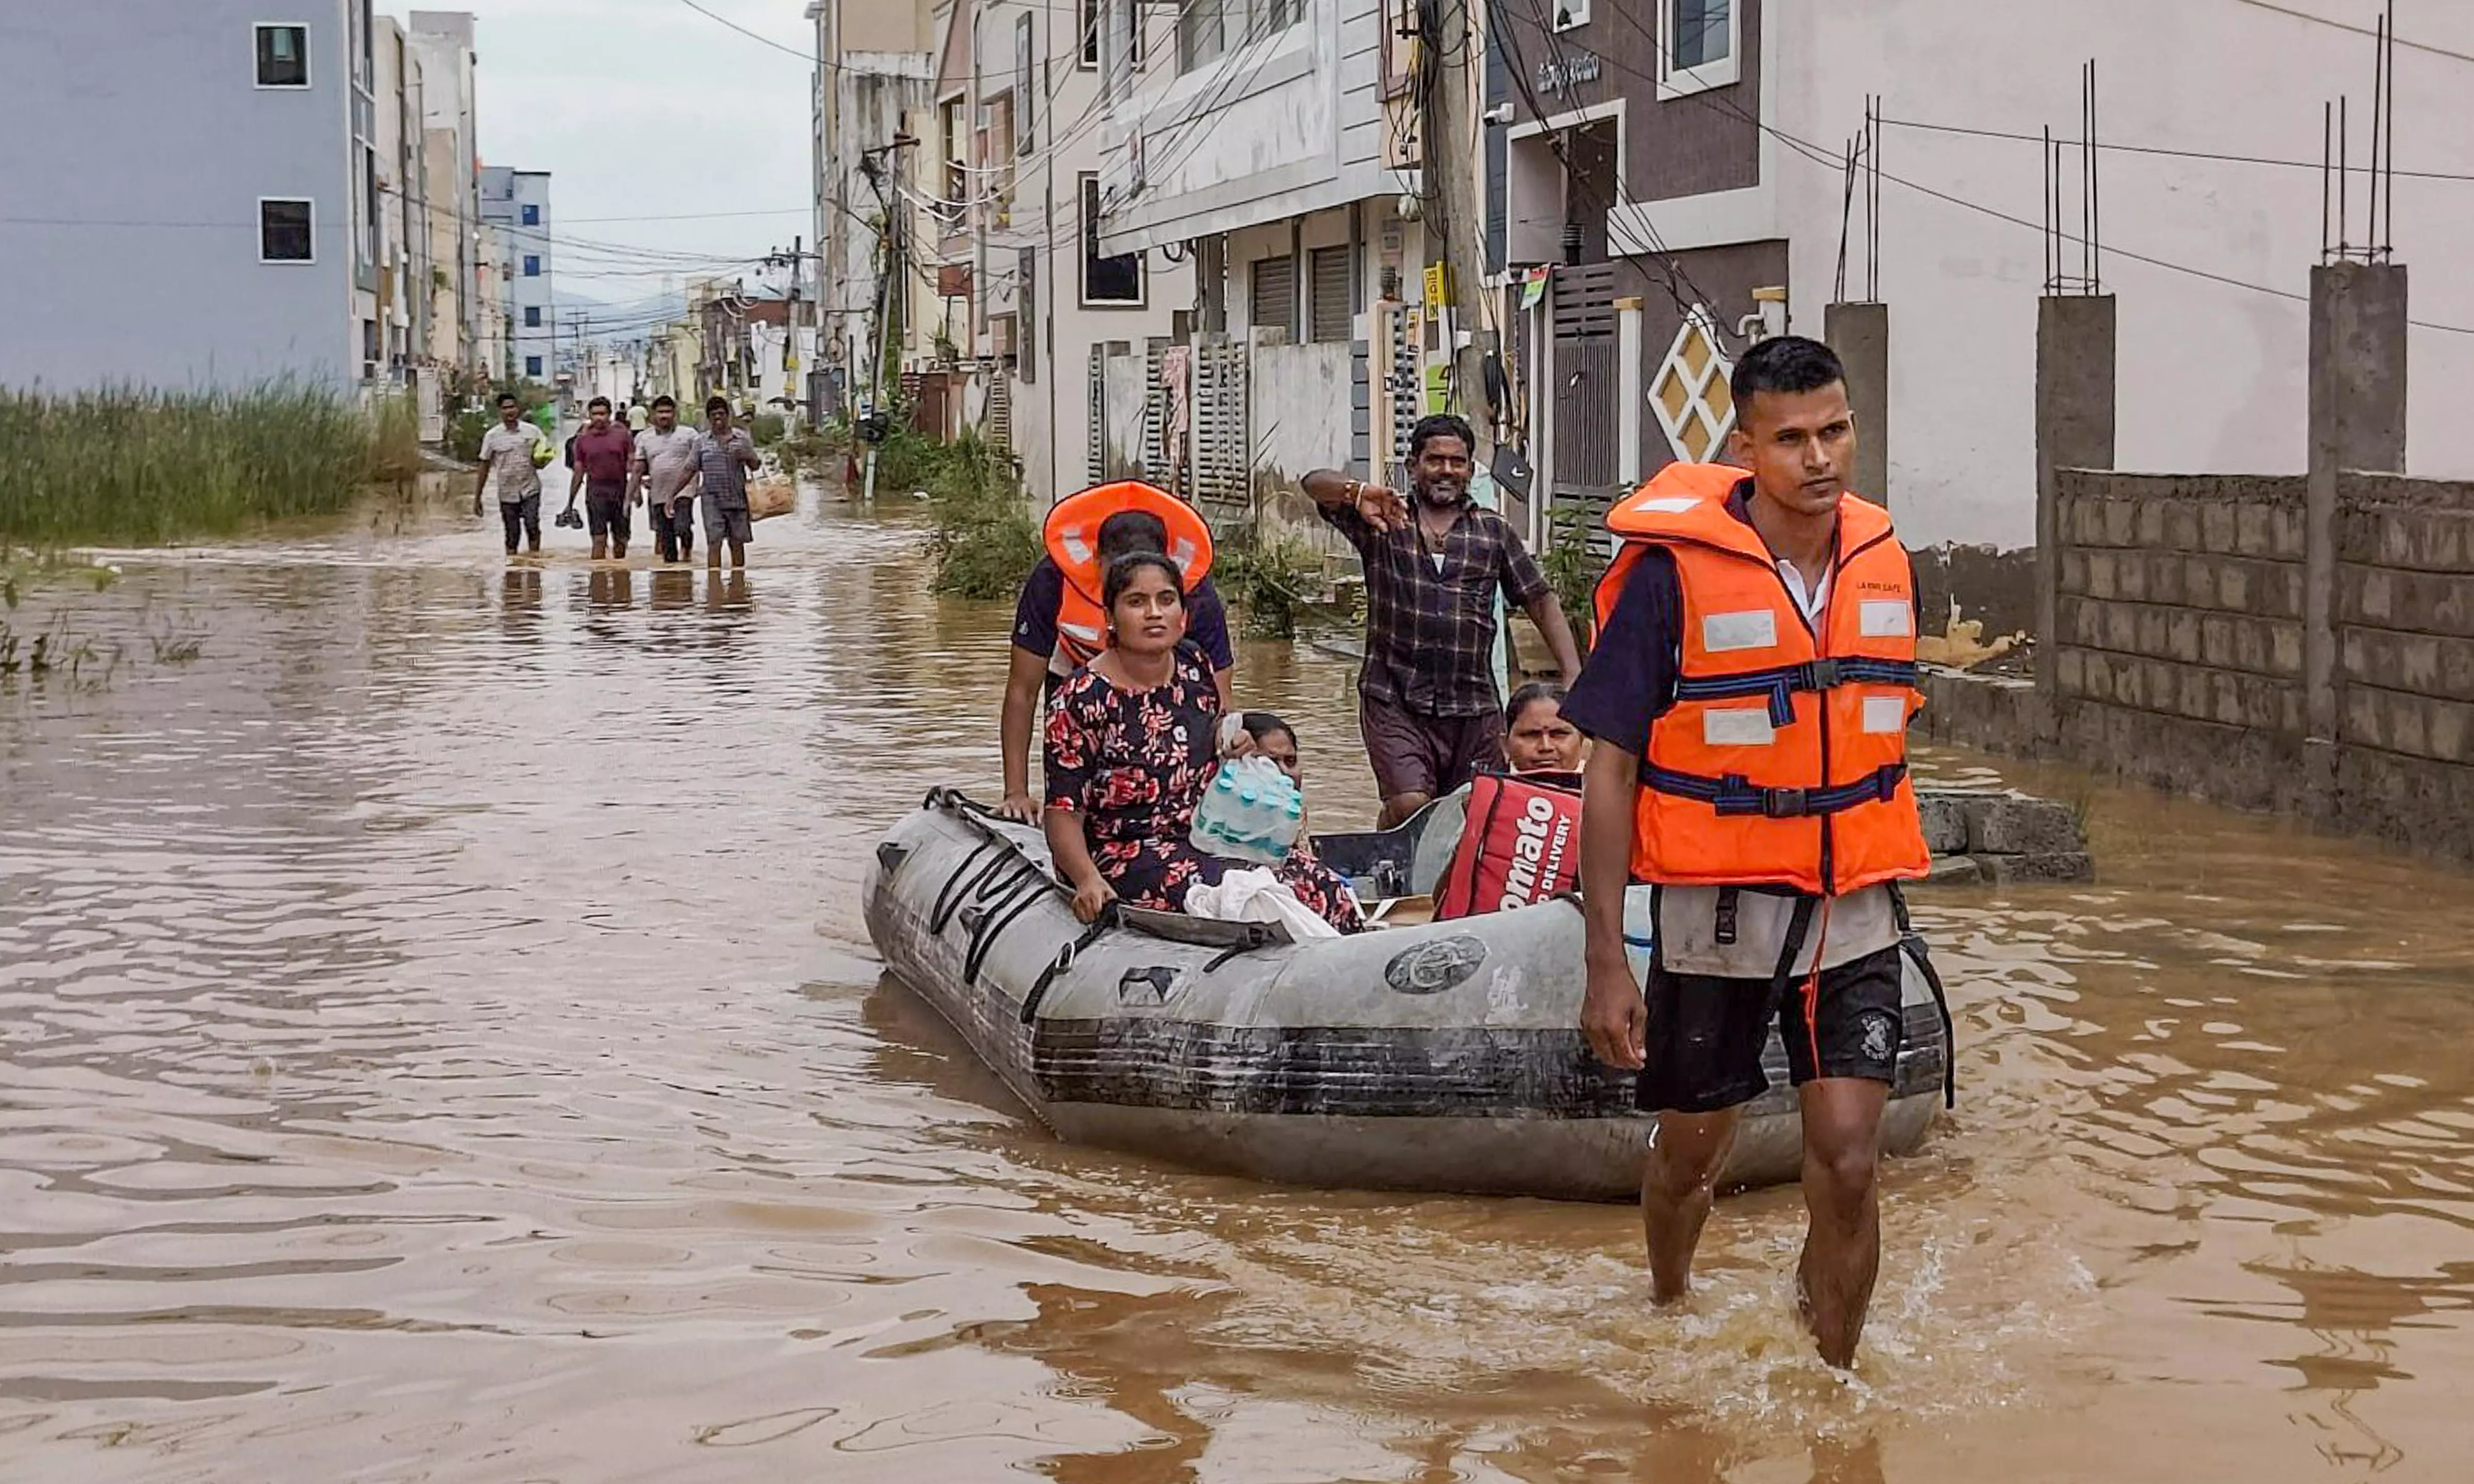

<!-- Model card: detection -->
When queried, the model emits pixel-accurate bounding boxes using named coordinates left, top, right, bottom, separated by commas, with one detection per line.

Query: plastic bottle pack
left=1189, top=756, right=1305, bottom=865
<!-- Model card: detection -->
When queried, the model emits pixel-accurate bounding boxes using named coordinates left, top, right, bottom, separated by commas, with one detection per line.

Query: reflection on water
left=4, top=485, right=2473, bottom=1480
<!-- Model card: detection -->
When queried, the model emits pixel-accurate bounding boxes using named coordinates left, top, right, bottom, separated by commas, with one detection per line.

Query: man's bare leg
left=1643, top=1108, right=1741, bottom=1303
left=1796, top=1076, right=1890, bottom=1368
left=1378, top=791, right=1431, bottom=832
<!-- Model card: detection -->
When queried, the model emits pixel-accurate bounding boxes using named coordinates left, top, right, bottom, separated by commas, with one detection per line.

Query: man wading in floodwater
left=474, top=392, right=552, bottom=555
left=1564, top=336, right=1933, bottom=1369
left=564, top=396, right=637, bottom=560
left=1300, top=415, right=1582, bottom=829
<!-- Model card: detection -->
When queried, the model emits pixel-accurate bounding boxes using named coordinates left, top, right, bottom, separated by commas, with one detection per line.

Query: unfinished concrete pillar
left=2034, top=295, right=2118, bottom=710
left=1825, top=301, right=1890, bottom=507
left=2304, top=262, right=2410, bottom=809
left=1615, top=296, right=1644, bottom=486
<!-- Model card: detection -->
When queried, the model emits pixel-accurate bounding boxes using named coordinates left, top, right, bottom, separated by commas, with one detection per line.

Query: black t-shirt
left=1011, top=555, right=1235, bottom=671
left=1560, top=545, right=1685, bottom=757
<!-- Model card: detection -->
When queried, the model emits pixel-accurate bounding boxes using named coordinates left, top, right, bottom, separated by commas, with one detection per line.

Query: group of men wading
left=1001, top=335, right=1932, bottom=1368
left=472, top=392, right=759, bottom=568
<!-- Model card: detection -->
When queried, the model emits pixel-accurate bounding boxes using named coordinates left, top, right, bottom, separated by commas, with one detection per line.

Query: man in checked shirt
left=1302, top=414, right=1584, bottom=829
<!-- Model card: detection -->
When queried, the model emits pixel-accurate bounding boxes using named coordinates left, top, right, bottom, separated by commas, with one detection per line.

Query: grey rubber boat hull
left=863, top=791, right=1948, bottom=1201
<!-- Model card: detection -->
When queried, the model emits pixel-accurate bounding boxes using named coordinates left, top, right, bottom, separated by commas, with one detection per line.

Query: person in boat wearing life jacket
left=1563, top=335, right=1932, bottom=1370
left=998, top=483, right=1236, bottom=824
left=1042, top=553, right=1362, bottom=933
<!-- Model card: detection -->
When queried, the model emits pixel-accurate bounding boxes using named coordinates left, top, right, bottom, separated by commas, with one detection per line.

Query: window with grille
left=1017, top=247, right=1039, bottom=383
left=1250, top=255, right=1296, bottom=341
left=1308, top=245, right=1353, bottom=343
left=1181, top=0, right=1295, bottom=72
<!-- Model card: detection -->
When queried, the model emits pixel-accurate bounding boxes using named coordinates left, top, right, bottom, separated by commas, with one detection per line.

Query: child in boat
left=1238, top=712, right=1316, bottom=857
left=1042, top=556, right=1361, bottom=933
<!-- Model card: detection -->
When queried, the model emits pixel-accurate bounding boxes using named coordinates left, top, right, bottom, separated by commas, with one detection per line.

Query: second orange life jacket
left=1043, top=481, right=1215, bottom=670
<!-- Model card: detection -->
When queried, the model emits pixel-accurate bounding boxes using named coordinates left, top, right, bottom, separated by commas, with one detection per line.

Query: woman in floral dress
left=1042, top=553, right=1362, bottom=933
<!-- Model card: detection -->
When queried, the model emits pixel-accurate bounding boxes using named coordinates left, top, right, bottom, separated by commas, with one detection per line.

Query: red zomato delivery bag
left=1434, top=773, right=1583, bottom=920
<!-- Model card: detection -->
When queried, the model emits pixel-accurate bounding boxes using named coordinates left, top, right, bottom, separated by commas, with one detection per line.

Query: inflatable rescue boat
left=862, top=789, right=1951, bottom=1199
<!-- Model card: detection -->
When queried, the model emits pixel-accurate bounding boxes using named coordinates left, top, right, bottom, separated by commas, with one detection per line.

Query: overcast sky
left=446, top=0, right=815, bottom=336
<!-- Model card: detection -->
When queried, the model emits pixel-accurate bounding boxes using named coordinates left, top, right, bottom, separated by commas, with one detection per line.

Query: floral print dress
left=1044, top=644, right=1363, bottom=933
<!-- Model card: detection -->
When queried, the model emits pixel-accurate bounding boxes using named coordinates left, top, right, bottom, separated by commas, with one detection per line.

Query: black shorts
left=585, top=488, right=630, bottom=539
left=1358, top=692, right=1504, bottom=803
left=1637, top=944, right=1906, bottom=1114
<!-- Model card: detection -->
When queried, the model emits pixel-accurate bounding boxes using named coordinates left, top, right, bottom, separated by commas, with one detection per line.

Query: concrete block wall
left=2046, top=470, right=2313, bottom=810
left=1935, top=465, right=2474, bottom=859
left=2335, top=475, right=2474, bottom=858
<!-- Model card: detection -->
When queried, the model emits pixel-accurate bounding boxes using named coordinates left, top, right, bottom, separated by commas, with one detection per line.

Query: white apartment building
left=0, top=1, right=441, bottom=391
left=409, top=11, right=482, bottom=373
left=1085, top=0, right=1435, bottom=520
left=371, top=15, right=433, bottom=377
left=1496, top=0, right=2474, bottom=548
left=967, top=0, right=1193, bottom=499
left=480, top=166, right=556, bottom=383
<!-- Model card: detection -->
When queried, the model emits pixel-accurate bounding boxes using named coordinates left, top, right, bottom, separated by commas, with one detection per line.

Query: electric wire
left=1584, top=2, right=2474, bottom=339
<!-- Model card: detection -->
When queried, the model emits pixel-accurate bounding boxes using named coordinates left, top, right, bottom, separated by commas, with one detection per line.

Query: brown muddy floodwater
left=2, top=483, right=2471, bottom=1483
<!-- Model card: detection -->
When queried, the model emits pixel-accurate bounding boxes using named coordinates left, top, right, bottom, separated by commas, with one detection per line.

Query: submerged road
left=1, top=483, right=2470, bottom=1481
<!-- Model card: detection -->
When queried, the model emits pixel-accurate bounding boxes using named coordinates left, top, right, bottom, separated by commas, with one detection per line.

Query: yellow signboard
left=1423, top=263, right=1448, bottom=306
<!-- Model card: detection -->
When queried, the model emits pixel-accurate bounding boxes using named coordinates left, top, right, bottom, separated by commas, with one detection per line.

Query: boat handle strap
left=962, top=869, right=1061, bottom=986
left=1021, top=905, right=1118, bottom=1023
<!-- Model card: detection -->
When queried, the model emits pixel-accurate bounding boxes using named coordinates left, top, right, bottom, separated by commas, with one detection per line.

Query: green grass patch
left=1541, top=511, right=1609, bottom=656
left=750, top=412, right=787, bottom=446
left=0, top=382, right=415, bottom=546
left=904, top=427, right=1039, bottom=600
left=1215, top=531, right=1325, bottom=640
left=370, top=394, right=425, bottom=483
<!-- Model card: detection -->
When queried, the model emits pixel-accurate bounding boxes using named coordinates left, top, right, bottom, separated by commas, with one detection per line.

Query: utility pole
left=1424, top=0, right=1495, bottom=468
left=857, top=135, right=919, bottom=505
left=788, top=233, right=807, bottom=420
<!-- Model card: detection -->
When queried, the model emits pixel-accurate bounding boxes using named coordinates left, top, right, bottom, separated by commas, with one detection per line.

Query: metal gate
left=1086, top=343, right=1107, bottom=484
left=985, top=374, right=1011, bottom=452
left=1191, top=338, right=1249, bottom=520
left=1548, top=263, right=1622, bottom=542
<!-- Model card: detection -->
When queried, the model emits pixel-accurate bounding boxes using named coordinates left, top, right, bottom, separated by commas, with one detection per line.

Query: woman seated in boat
left=1239, top=711, right=1301, bottom=784
left=1043, top=555, right=1363, bottom=933
left=1502, top=681, right=1586, bottom=778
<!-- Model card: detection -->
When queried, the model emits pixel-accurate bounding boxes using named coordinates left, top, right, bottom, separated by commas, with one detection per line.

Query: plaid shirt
left=1322, top=498, right=1552, bottom=716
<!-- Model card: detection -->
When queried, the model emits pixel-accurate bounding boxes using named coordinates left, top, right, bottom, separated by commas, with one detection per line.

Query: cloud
left=443, top=0, right=814, bottom=304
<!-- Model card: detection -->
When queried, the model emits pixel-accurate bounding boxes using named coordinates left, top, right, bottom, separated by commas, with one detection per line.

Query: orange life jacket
left=1042, top=481, right=1215, bottom=670
left=1595, top=464, right=1929, bottom=897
